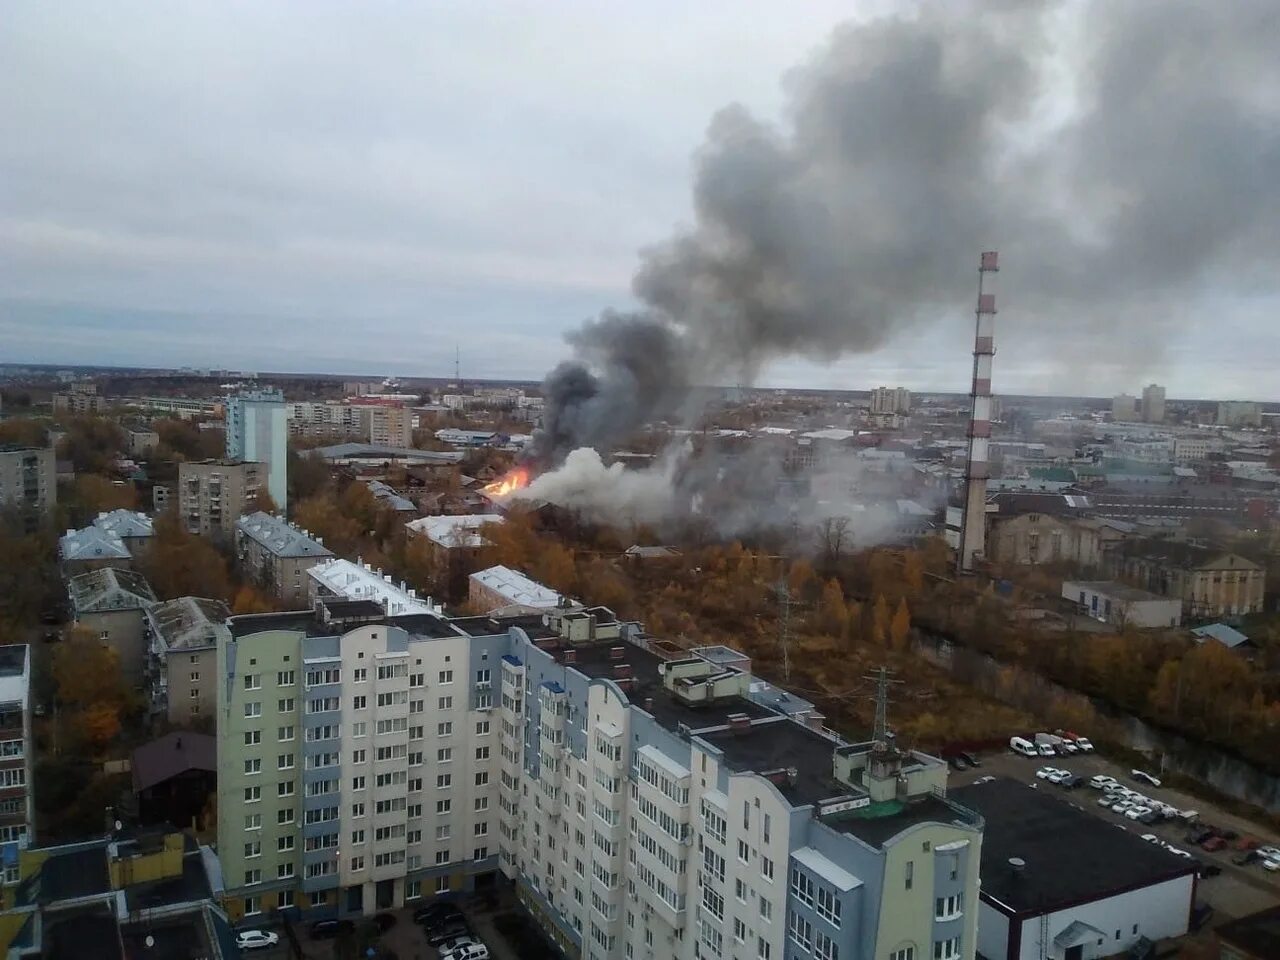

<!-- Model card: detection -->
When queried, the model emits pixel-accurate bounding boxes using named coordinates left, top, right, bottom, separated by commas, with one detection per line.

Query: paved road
left=952, top=747, right=1280, bottom=920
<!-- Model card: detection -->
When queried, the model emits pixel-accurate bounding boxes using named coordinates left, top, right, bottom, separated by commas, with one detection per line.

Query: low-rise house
left=132, top=732, right=217, bottom=828
left=1104, top=539, right=1266, bottom=618
left=124, top=428, right=159, bottom=458
left=1062, top=580, right=1183, bottom=628
left=468, top=565, right=563, bottom=614
left=67, top=568, right=159, bottom=686
left=0, top=826, right=236, bottom=959
left=144, top=597, right=230, bottom=726
left=234, top=512, right=333, bottom=604
left=1190, top=622, right=1255, bottom=652
left=306, top=557, right=443, bottom=616
left=405, top=513, right=504, bottom=600
left=366, top=479, right=418, bottom=515
left=60, top=510, right=155, bottom=574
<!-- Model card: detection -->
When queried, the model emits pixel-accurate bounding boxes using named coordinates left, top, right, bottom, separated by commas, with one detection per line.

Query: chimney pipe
left=958, top=250, right=999, bottom=574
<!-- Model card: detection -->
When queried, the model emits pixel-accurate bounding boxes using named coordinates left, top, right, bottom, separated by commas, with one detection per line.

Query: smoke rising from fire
left=530, top=0, right=1280, bottom=465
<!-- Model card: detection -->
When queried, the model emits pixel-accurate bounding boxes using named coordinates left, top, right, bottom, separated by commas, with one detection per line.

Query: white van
left=1009, top=736, right=1038, bottom=757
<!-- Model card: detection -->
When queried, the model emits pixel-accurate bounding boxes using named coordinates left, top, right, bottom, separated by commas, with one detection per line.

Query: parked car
left=414, top=902, right=464, bottom=927
left=960, top=751, right=981, bottom=767
left=309, top=919, right=355, bottom=940
left=1131, top=769, right=1162, bottom=788
left=1232, top=850, right=1260, bottom=866
left=1059, top=774, right=1084, bottom=789
left=974, top=775, right=996, bottom=784
left=1097, top=793, right=1120, bottom=808
left=442, top=944, right=490, bottom=960
left=1201, top=837, right=1228, bottom=853
left=1197, top=861, right=1221, bottom=878
left=1261, top=859, right=1280, bottom=873
left=1111, top=800, right=1135, bottom=814
left=1140, top=834, right=1160, bottom=844
left=1046, top=770, right=1071, bottom=785
left=947, top=756, right=967, bottom=771
left=1009, top=736, right=1039, bottom=758
left=427, top=921, right=473, bottom=947
left=236, top=930, right=280, bottom=952
left=1089, top=775, right=1117, bottom=790
left=436, top=934, right=479, bottom=954
left=1125, top=806, right=1151, bottom=820
left=1257, top=845, right=1280, bottom=861
left=1136, top=810, right=1160, bottom=825
left=1186, top=829, right=1215, bottom=846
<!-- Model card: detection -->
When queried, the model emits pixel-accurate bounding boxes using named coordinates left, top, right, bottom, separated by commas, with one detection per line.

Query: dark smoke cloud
left=532, top=0, right=1280, bottom=462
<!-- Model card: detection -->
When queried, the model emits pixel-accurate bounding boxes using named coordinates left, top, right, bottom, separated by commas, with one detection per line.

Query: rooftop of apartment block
left=236, top=511, right=334, bottom=559
left=68, top=567, right=158, bottom=614
left=147, top=597, right=231, bottom=651
left=228, top=607, right=465, bottom=641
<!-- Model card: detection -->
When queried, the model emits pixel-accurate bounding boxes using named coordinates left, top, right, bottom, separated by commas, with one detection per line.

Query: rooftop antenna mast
left=455, top=344, right=462, bottom=392
left=774, top=577, right=801, bottom=683
left=863, top=665, right=903, bottom=746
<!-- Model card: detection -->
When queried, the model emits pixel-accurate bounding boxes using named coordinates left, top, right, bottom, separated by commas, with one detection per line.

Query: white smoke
left=512, top=446, right=688, bottom=527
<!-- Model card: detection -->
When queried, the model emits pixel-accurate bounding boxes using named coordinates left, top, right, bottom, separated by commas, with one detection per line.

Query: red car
left=1201, top=837, right=1227, bottom=853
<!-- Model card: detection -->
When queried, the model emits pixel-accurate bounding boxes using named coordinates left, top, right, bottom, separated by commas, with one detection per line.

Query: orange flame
left=482, top=467, right=530, bottom=498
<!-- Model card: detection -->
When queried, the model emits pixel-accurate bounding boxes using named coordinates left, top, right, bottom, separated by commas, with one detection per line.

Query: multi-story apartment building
left=1106, top=539, right=1266, bottom=618
left=287, top=402, right=371, bottom=443
left=59, top=509, right=155, bottom=574
left=1111, top=394, right=1138, bottom=422
left=1217, top=401, right=1262, bottom=428
left=1141, top=383, right=1166, bottom=423
left=68, top=567, right=159, bottom=686
left=52, top=382, right=104, bottom=416
left=367, top=405, right=413, bottom=448
left=0, top=446, right=56, bottom=517
left=0, top=646, right=32, bottom=869
left=226, top=388, right=288, bottom=510
left=145, top=597, right=231, bottom=726
left=236, top=512, right=334, bottom=605
left=216, top=603, right=984, bottom=960
left=869, top=386, right=911, bottom=416
left=179, top=459, right=263, bottom=540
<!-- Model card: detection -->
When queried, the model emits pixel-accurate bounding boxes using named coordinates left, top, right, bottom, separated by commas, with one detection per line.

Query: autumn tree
left=69, top=474, right=138, bottom=519
left=136, top=510, right=232, bottom=600
left=52, top=628, right=129, bottom=752
left=232, top=585, right=276, bottom=615
left=56, top=416, right=125, bottom=473
left=870, top=594, right=890, bottom=646
left=819, top=578, right=849, bottom=638
left=0, top=417, right=47, bottom=447
left=253, top=487, right=279, bottom=517
left=890, top=598, right=912, bottom=651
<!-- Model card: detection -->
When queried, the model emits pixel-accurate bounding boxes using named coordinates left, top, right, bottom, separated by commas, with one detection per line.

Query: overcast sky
left=2, top=1, right=1277, bottom=400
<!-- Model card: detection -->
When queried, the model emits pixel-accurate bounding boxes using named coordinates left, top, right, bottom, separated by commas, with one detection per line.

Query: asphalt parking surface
left=951, top=747, right=1280, bottom=921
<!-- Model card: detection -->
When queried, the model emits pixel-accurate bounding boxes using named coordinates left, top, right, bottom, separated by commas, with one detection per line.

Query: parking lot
left=236, top=883, right=544, bottom=960
left=951, top=746, right=1280, bottom=921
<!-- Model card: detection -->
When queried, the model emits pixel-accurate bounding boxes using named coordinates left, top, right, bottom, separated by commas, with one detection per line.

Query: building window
left=244, top=701, right=261, bottom=718
left=406, top=880, right=421, bottom=900
left=790, top=868, right=814, bottom=907
left=353, top=667, right=367, bottom=683
left=243, top=674, right=261, bottom=690
left=814, top=931, right=839, bottom=960
left=278, top=725, right=294, bottom=741
left=243, top=896, right=259, bottom=916
left=244, top=814, right=261, bottom=831
left=243, top=731, right=260, bottom=746
left=889, top=948, right=915, bottom=960
left=788, top=911, right=812, bottom=951
left=277, top=670, right=295, bottom=685
left=435, top=876, right=450, bottom=893
left=933, top=937, right=960, bottom=960
left=934, top=894, right=962, bottom=921
left=244, top=787, right=260, bottom=803
left=760, top=855, right=773, bottom=881
left=244, top=841, right=261, bottom=859
left=816, top=886, right=841, bottom=926
left=277, top=697, right=294, bottom=712
left=905, top=860, right=913, bottom=890
left=439, top=670, right=454, bottom=684
left=438, top=696, right=453, bottom=710
left=243, top=869, right=261, bottom=886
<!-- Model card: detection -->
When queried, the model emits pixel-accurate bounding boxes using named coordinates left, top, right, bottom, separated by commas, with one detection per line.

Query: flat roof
left=470, top=565, right=561, bottom=609
left=699, top=721, right=847, bottom=810
left=825, top=794, right=971, bottom=847
left=951, top=778, right=1195, bottom=915
left=228, top=609, right=463, bottom=641
left=1063, top=580, right=1171, bottom=603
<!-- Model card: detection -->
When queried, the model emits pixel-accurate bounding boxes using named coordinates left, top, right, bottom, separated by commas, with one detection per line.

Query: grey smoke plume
left=531, top=0, right=1280, bottom=463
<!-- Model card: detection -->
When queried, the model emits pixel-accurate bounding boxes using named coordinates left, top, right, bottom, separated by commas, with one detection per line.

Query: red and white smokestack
left=958, top=251, right=999, bottom=574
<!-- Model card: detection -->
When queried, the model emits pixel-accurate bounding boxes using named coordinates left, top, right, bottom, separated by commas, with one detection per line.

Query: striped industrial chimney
left=957, top=251, right=999, bottom=574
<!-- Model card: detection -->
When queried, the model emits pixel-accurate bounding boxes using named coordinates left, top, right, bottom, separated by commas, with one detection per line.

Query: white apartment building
left=869, top=387, right=912, bottom=416
left=218, top=604, right=984, bottom=960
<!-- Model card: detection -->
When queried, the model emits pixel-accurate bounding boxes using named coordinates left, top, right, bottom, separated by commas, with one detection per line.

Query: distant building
left=1218, top=400, right=1262, bottom=427
left=1062, top=580, right=1182, bottom=628
left=869, top=386, right=912, bottom=415
left=434, top=428, right=499, bottom=447
left=144, top=597, right=231, bottom=726
left=52, top=382, right=104, bottom=416
left=1105, top=539, right=1265, bottom=618
left=225, top=388, right=288, bottom=510
left=311, top=442, right=463, bottom=469
left=1190, top=622, right=1255, bottom=652
left=0, top=446, right=56, bottom=516
left=286, top=401, right=370, bottom=442
left=1111, top=393, right=1138, bottom=421
left=1173, top=435, right=1219, bottom=464
left=178, top=459, right=263, bottom=539
left=124, top=427, right=159, bottom=458
left=468, top=565, right=562, bottom=613
left=0, top=646, right=32, bottom=863
left=366, top=480, right=418, bottom=515
left=68, top=567, right=159, bottom=686
left=953, top=778, right=1194, bottom=960
left=367, top=404, right=414, bottom=447
left=152, top=483, right=171, bottom=514
left=1141, top=383, right=1166, bottom=423
left=235, top=512, right=333, bottom=604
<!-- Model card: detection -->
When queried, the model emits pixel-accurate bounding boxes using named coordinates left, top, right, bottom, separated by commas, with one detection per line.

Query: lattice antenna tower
left=863, top=665, right=904, bottom=746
